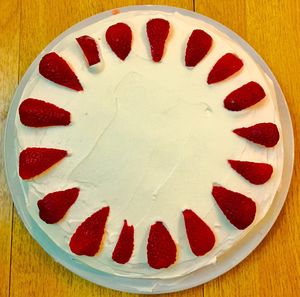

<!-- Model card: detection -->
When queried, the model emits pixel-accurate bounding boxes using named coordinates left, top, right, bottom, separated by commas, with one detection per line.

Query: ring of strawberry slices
left=17, top=18, right=280, bottom=270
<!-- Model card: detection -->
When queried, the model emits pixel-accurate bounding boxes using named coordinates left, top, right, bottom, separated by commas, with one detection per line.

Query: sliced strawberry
left=185, top=29, right=212, bottom=67
left=105, top=23, right=132, bottom=60
left=183, top=209, right=215, bottom=256
left=228, top=160, right=273, bottom=185
left=224, top=81, right=266, bottom=111
left=146, top=18, right=170, bottom=62
left=147, top=221, right=176, bottom=269
left=69, top=206, right=110, bottom=256
left=19, top=98, right=70, bottom=127
left=233, top=122, right=279, bottom=147
left=39, top=52, right=83, bottom=91
left=19, top=147, right=67, bottom=180
left=207, top=53, right=243, bottom=84
left=112, top=220, right=134, bottom=264
left=76, top=35, right=100, bottom=66
left=37, top=188, right=79, bottom=224
left=212, top=186, right=256, bottom=230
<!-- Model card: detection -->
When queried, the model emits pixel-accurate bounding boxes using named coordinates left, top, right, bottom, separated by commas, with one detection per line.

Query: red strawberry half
left=185, top=29, right=212, bottom=67
left=233, top=122, right=280, bottom=147
left=183, top=209, right=215, bottom=256
left=146, top=18, right=170, bottom=62
left=39, top=52, right=83, bottom=91
left=147, top=221, right=176, bottom=269
left=38, top=188, right=80, bottom=224
left=19, top=98, right=71, bottom=127
left=19, top=147, right=67, bottom=180
left=207, top=53, right=243, bottom=84
left=224, top=81, right=266, bottom=111
left=69, top=206, right=110, bottom=256
left=212, top=186, right=256, bottom=230
left=105, top=23, right=132, bottom=60
left=228, top=160, right=273, bottom=185
left=76, top=35, right=100, bottom=66
left=112, top=220, right=134, bottom=264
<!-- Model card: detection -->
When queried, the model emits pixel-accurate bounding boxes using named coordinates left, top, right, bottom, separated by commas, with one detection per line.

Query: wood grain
left=195, top=0, right=246, bottom=38
left=0, top=1, right=20, bottom=297
left=0, top=0, right=299, bottom=296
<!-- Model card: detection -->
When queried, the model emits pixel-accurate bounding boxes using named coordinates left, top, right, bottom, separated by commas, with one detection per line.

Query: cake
left=15, top=9, right=283, bottom=279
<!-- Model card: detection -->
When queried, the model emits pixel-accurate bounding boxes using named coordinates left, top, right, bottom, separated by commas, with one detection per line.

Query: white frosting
left=15, top=10, right=283, bottom=279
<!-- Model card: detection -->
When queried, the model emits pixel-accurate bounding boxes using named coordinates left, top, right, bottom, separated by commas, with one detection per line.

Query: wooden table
left=0, top=0, right=299, bottom=296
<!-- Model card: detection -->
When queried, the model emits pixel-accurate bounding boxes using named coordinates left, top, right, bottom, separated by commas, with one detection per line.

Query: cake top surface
left=15, top=10, right=283, bottom=279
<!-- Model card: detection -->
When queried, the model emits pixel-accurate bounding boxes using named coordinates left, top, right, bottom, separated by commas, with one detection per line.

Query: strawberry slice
left=19, top=147, right=67, bottom=180
left=224, top=81, right=266, bottom=111
left=39, top=52, right=83, bottom=91
left=147, top=221, right=176, bottom=269
left=69, top=206, right=110, bottom=256
left=185, top=29, right=212, bottom=67
left=207, top=53, right=243, bottom=84
left=146, top=18, right=170, bottom=62
left=228, top=160, right=273, bottom=185
left=112, top=220, right=134, bottom=264
left=37, top=188, right=80, bottom=224
left=19, top=98, right=70, bottom=127
left=76, top=35, right=100, bottom=66
left=212, top=186, right=256, bottom=230
left=105, top=23, right=132, bottom=60
left=183, top=209, right=215, bottom=256
left=233, top=122, right=279, bottom=147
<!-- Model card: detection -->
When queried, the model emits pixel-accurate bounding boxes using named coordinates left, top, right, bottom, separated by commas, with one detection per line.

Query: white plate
left=4, top=5, right=294, bottom=294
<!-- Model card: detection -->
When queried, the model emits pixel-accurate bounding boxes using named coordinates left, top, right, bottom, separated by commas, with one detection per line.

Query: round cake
left=15, top=9, right=283, bottom=279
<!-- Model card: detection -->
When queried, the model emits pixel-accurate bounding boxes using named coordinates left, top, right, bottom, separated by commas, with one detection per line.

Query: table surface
left=0, top=0, right=299, bottom=296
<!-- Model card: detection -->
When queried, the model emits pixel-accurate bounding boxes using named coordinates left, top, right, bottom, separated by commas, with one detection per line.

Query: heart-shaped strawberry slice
left=19, top=147, right=67, bottom=179
left=233, top=122, right=280, bottom=147
left=228, top=160, right=273, bottom=184
left=212, top=186, right=256, bottom=230
left=185, top=29, right=212, bottom=67
left=19, top=98, right=70, bottom=127
left=112, top=220, right=134, bottom=264
left=69, top=206, right=110, bottom=256
left=146, top=18, right=170, bottom=62
left=105, top=23, right=132, bottom=60
left=39, top=52, right=83, bottom=91
left=224, top=81, right=266, bottom=111
left=38, top=188, right=79, bottom=224
left=76, top=35, right=100, bottom=66
left=183, top=209, right=215, bottom=256
left=207, top=53, right=243, bottom=84
left=147, top=221, right=176, bottom=269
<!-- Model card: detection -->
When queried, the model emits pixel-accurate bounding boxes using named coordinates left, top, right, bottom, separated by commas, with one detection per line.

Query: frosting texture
left=15, top=10, right=283, bottom=278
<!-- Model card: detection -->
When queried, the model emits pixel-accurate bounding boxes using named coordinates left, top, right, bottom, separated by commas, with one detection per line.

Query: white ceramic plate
left=4, top=5, right=294, bottom=294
